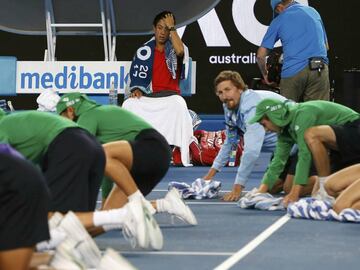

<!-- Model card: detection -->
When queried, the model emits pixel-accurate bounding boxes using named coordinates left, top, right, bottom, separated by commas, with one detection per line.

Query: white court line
left=118, top=251, right=233, bottom=256
left=214, top=215, right=290, bottom=270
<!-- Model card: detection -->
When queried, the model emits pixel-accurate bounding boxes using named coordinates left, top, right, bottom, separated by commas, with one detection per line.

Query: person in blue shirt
left=257, top=0, right=330, bottom=102
left=201, top=70, right=287, bottom=201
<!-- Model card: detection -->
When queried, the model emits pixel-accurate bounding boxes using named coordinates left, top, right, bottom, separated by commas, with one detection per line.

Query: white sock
left=128, top=190, right=144, bottom=202
left=102, top=224, right=121, bottom=232
left=93, top=208, right=127, bottom=228
left=156, top=198, right=170, bottom=213
left=127, top=190, right=157, bottom=215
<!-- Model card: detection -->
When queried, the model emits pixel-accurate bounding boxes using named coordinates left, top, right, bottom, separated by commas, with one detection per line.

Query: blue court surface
left=95, top=153, right=360, bottom=270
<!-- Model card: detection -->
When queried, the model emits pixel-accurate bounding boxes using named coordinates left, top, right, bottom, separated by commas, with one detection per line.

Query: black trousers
left=42, top=128, right=105, bottom=212
left=0, top=152, right=50, bottom=250
left=130, top=129, right=171, bottom=196
left=330, top=119, right=360, bottom=171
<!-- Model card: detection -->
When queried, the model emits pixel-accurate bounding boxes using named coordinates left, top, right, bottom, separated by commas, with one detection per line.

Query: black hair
left=153, top=11, right=176, bottom=27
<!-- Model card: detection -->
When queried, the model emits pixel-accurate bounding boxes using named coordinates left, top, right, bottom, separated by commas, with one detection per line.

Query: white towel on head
left=122, top=95, right=194, bottom=166
left=37, top=89, right=61, bottom=112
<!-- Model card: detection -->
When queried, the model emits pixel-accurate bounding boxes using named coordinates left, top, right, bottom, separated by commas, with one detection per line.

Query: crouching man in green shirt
left=0, top=109, right=105, bottom=212
left=249, top=98, right=360, bottom=206
left=0, top=109, right=165, bottom=253
left=56, top=92, right=197, bottom=226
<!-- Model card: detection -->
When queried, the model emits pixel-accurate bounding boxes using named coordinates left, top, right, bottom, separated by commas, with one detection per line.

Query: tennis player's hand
left=222, top=184, right=243, bottom=201
left=164, top=13, right=175, bottom=30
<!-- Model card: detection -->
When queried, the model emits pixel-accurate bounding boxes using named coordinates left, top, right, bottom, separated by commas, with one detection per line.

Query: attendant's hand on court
left=222, top=184, right=243, bottom=201
left=130, top=89, right=143, bottom=98
left=257, top=183, right=269, bottom=193
left=283, top=184, right=302, bottom=207
left=283, top=192, right=299, bottom=207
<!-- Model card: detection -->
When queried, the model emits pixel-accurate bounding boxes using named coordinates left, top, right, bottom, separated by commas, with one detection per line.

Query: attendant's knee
left=324, top=181, right=336, bottom=197
left=103, top=143, right=120, bottom=162
left=304, top=127, right=321, bottom=146
left=103, top=142, right=132, bottom=171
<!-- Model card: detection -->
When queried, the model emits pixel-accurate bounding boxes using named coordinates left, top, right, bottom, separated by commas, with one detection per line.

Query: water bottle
left=108, top=81, right=118, bottom=105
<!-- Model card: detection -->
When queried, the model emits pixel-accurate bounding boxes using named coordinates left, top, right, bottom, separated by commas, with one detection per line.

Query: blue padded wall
left=0, top=56, right=17, bottom=96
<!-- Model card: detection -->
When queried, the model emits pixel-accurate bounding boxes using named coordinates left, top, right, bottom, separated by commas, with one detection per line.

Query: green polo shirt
left=0, top=111, right=77, bottom=164
left=76, top=105, right=152, bottom=143
left=262, top=101, right=360, bottom=188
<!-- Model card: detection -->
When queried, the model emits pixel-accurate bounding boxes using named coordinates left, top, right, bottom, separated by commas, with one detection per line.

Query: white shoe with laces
left=143, top=202, right=163, bottom=250
left=49, top=212, right=64, bottom=229
left=36, top=212, right=66, bottom=251
left=122, top=198, right=163, bottom=250
left=98, top=248, right=137, bottom=270
left=142, top=198, right=157, bottom=215
left=50, top=238, right=86, bottom=270
left=58, top=211, right=102, bottom=268
left=163, top=188, right=198, bottom=225
left=36, top=226, right=67, bottom=252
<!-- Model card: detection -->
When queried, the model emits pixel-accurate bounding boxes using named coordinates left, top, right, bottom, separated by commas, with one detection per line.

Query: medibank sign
left=16, top=61, right=131, bottom=94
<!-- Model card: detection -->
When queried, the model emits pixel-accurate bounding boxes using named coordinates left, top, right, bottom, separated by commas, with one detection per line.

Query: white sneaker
left=163, top=188, right=198, bottom=225
left=122, top=199, right=163, bottom=250
left=122, top=199, right=149, bottom=249
left=142, top=198, right=156, bottom=215
left=98, top=248, right=137, bottom=270
left=50, top=238, right=86, bottom=270
left=59, top=211, right=102, bottom=268
left=36, top=226, right=67, bottom=251
left=143, top=201, right=163, bottom=250
left=49, top=212, right=64, bottom=229
left=36, top=212, right=66, bottom=251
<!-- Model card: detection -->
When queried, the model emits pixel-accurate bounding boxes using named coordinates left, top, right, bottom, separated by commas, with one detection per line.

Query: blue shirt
left=212, top=90, right=287, bottom=187
left=261, top=3, right=328, bottom=78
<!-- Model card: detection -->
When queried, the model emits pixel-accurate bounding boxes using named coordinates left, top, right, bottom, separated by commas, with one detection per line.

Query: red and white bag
left=172, top=130, right=243, bottom=166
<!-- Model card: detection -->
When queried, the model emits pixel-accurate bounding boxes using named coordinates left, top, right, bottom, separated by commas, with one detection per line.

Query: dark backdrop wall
left=1, top=0, right=359, bottom=113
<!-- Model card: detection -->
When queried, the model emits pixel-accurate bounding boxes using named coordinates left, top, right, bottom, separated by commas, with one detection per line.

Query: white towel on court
left=122, top=95, right=194, bottom=166
left=287, top=197, right=360, bottom=223
left=237, top=188, right=285, bottom=211
left=168, top=178, right=222, bottom=200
